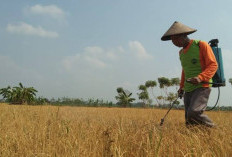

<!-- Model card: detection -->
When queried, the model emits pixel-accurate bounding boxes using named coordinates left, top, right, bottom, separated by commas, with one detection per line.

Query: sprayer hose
left=206, top=87, right=220, bottom=111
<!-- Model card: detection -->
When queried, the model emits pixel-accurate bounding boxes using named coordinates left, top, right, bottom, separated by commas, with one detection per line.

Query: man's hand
left=186, top=77, right=202, bottom=85
left=177, top=88, right=184, bottom=99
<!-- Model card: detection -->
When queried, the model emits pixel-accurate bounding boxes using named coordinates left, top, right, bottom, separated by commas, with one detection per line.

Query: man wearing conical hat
left=161, top=21, right=218, bottom=127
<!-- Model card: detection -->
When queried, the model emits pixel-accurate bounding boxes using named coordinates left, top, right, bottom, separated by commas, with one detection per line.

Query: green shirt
left=180, top=40, right=203, bottom=92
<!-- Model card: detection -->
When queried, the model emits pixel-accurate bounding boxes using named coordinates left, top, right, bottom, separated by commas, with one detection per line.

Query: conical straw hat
left=161, top=21, right=197, bottom=41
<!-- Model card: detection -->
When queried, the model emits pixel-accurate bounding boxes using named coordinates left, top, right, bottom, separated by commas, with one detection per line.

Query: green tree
left=158, top=77, right=171, bottom=96
left=145, top=80, right=160, bottom=106
left=138, top=85, right=150, bottom=107
left=170, top=77, right=180, bottom=92
left=115, top=87, right=135, bottom=107
left=19, top=83, right=37, bottom=104
left=0, top=86, right=11, bottom=102
left=158, top=77, right=171, bottom=105
left=0, top=83, right=37, bottom=104
left=35, top=97, right=49, bottom=105
left=157, top=95, right=164, bottom=107
left=166, top=92, right=180, bottom=107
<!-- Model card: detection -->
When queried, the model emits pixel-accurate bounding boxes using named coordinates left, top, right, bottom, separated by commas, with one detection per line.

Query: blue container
left=211, top=47, right=226, bottom=87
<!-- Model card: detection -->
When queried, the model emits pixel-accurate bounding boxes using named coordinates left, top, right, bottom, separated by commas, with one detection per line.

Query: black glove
left=178, top=88, right=184, bottom=99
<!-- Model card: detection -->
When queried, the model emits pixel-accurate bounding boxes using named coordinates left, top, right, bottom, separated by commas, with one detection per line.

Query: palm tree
left=0, top=83, right=37, bottom=104
left=115, top=87, right=135, bottom=107
left=11, top=86, right=23, bottom=104
left=19, top=83, right=37, bottom=104
left=24, top=88, right=37, bottom=103
left=0, top=86, right=11, bottom=102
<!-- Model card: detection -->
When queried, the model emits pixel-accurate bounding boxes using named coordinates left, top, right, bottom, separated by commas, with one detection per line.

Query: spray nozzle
left=209, top=39, right=219, bottom=47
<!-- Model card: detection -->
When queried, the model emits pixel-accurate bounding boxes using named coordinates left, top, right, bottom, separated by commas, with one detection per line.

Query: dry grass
left=0, top=103, right=231, bottom=157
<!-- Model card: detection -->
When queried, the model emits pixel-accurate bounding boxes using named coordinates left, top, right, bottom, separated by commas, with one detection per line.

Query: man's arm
left=180, top=69, right=185, bottom=89
left=198, top=41, right=218, bottom=82
left=177, top=69, right=185, bottom=98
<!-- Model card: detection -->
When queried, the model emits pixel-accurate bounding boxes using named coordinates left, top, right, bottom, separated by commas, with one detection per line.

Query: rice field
left=0, top=103, right=231, bottom=156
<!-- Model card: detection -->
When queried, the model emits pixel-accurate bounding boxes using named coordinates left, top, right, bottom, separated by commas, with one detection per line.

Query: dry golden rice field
left=0, top=103, right=231, bottom=157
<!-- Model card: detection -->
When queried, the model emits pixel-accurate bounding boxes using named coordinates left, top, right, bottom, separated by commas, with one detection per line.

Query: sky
left=0, top=0, right=232, bottom=106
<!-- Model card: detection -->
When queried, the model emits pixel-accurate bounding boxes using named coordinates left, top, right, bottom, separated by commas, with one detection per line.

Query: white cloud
left=60, top=43, right=157, bottom=102
left=84, top=46, right=104, bottom=57
left=62, top=46, right=107, bottom=72
left=28, top=4, right=65, bottom=20
left=62, top=54, right=81, bottom=71
left=6, top=22, right=59, bottom=38
left=84, top=56, right=106, bottom=68
left=82, top=46, right=122, bottom=61
left=105, top=46, right=125, bottom=60
left=129, top=41, right=153, bottom=60
left=106, top=52, right=117, bottom=60
left=62, top=42, right=154, bottom=73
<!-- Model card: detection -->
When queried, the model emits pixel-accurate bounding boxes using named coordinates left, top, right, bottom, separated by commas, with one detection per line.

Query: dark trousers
left=184, top=87, right=214, bottom=127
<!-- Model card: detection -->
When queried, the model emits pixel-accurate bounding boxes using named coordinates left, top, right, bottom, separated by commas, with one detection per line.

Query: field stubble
left=0, top=103, right=231, bottom=157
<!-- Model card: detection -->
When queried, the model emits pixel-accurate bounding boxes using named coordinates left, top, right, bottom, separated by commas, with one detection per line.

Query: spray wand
left=160, top=91, right=184, bottom=126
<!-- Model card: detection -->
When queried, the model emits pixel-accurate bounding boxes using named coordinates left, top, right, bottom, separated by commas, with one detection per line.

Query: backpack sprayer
left=209, top=39, right=226, bottom=87
left=160, top=39, right=226, bottom=126
left=198, top=39, right=225, bottom=111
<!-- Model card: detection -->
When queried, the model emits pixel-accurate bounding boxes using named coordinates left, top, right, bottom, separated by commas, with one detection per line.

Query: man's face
left=171, top=35, right=185, bottom=47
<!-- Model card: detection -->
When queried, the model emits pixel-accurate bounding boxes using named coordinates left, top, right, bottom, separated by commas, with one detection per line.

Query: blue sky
left=0, top=0, right=232, bottom=106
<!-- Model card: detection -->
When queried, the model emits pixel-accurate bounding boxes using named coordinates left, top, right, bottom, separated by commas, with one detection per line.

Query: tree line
left=0, top=83, right=113, bottom=107
left=115, top=77, right=232, bottom=109
left=0, top=78, right=232, bottom=110
left=116, top=77, right=180, bottom=108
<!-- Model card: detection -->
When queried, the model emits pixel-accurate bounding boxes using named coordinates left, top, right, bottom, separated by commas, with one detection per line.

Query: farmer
left=161, top=21, right=218, bottom=127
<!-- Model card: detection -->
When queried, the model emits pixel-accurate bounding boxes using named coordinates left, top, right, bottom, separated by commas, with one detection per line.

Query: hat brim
left=161, top=21, right=197, bottom=41
left=161, top=30, right=197, bottom=41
